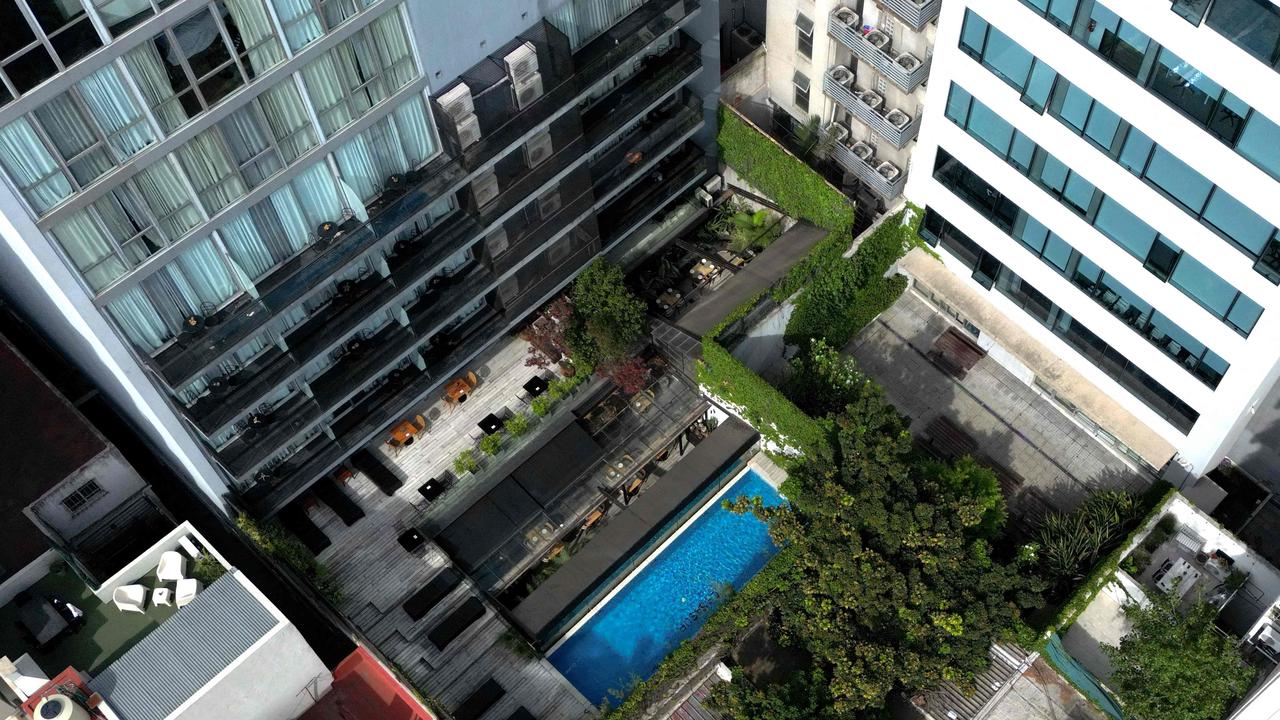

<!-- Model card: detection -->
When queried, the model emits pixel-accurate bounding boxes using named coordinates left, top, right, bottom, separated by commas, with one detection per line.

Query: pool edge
left=546, top=464, right=761, bottom=656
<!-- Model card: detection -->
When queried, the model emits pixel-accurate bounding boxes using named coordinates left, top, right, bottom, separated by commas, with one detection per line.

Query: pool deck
left=510, top=417, right=758, bottom=641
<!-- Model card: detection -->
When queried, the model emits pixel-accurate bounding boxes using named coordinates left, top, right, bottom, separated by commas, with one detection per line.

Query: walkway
left=847, top=291, right=1151, bottom=515
left=676, top=222, right=828, bottom=337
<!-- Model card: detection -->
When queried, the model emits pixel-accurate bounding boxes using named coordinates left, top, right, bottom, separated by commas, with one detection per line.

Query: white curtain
left=218, top=106, right=280, bottom=186
left=224, top=0, right=286, bottom=75
left=125, top=42, right=190, bottom=133
left=291, top=162, right=344, bottom=226
left=393, top=98, right=435, bottom=167
left=271, top=0, right=324, bottom=52
left=166, top=238, right=239, bottom=310
left=0, top=118, right=72, bottom=214
left=49, top=211, right=129, bottom=292
left=301, top=50, right=355, bottom=134
left=220, top=214, right=276, bottom=279
left=107, top=287, right=171, bottom=351
left=176, top=130, right=247, bottom=211
left=334, top=134, right=381, bottom=201
left=268, top=184, right=313, bottom=250
left=78, top=65, right=156, bottom=159
left=369, top=12, right=415, bottom=91
left=548, top=0, right=645, bottom=49
left=33, top=95, right=113, bottom=185
left=133, top=162, right=202, bottom=240
left=258, top=81, right=315, bottom=160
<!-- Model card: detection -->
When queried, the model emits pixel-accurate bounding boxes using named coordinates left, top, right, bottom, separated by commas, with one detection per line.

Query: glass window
left=968, top=102, right=1013, bottom=154
left=1036, top=153, right=1070, bottom=195
left=1053, top=83, right=1092, bottom=133
left=1094, top=197, right=1156, bottom=259
left=1145, top=147, right=1212, bottom=212
left=96, top=0, right=156, bottom=36
left=1144, top=237, right=1179, bottom=281
left=984, top=28, right=1034, bottom=88
left=1227, top=294, right=1263, bottom=333
left=1013, top=214, right=1049, bottom=253
left=1062, top=172, right=1095, bottom=214
left=960, top=11, right=988, bottom=56
left=1170, top=255, right=1238, bottom=317
left=1023, top=60, right=1057, bottom=111
left=1043, top=233, right=1073, bottom=272
left=1086, top=4, right=1149, bottom=79
left=1118, top=127, right=1154, bottom=173
left=1048, top=0, right=1080, bottom=28
left=1150, top=49, right=1220, bottom=126
left=300, top=17, right=416, bottom=136
left=792, top=71, right=809, bottom=112
left=1009, top=132, right=1035, bottom=172
left=1237, top=112, right=1280, bottom=180
left=1083, top=102, right=1121, bottom=149
left=1202, top=190, right=1274, bottom=254
left=796, top=13, right=813, bottom=58
left=30, top=0, right=102, bottom=69
left=945, top=84, right=972, bottom=124
left=1206, top=0, right=1280, bottom=68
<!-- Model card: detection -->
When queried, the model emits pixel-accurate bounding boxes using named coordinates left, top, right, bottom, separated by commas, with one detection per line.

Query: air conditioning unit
left=486, top=228, right=510, bottom=257
left=694, top=187, right=714, bottom=206
left=524, top=130, right=553, bottom=168
left=514, top=72, right=544, bottom=109
left=504, top=42, right=539, bottom=84
left=456, top=113, right=482, bottom=148
left=471, top=170, right=500, bottom=207
left=701, top=174, right=724, bottom=194
left=438, top=82, right=475, bottom=122
left=537, top=191, right=562, bottom=217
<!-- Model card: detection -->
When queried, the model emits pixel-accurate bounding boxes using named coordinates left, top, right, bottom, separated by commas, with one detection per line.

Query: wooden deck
left=310, top=335, right=598, bottom=719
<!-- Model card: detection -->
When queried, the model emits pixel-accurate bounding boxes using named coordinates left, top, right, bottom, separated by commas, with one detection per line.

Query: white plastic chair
left=175, top=578, right=201, bottom=608
left=157, top=551, right=186, bottom=582
left=112, top=585, right=146, bottom=613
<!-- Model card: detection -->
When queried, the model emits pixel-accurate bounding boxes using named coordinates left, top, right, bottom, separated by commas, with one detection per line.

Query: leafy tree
left=598, top=355, right=650, bottom=394
left=570, top=259, right=648, bottom=362
left=1104, top=591, right=1255, bottom=720
left=783, top=339, right=878, bottom=418
left=730, top=393, right=1041, bottom=716
left=520, top=296, right=574, bottom=369
left=708, top=670, right=836, bottom=720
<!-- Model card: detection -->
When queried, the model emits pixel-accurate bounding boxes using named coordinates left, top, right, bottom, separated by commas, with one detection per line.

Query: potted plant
left=453, top=449, right=479, bottom=475
left=479, top=432, right=503, bottom=457
left=504, top=413, right=532, bottom=438
left=559, top=360, right=576, bottom=377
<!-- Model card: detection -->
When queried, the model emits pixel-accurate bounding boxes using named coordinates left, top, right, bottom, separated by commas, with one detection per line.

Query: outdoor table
left=418, top=478, right=447, bottom=502
left=523, top=376, right=549, bottom=397
left=18, top=597, right=67, bottom=646
left=656, top=289, right=681, bottom=309
left=389, top=420, right=419, bottom=445
left=1156, top=557, right=1201, bottom=597
left=445, top=377, right=472, bottom=403
left=478, top=414, right=502, bottom=435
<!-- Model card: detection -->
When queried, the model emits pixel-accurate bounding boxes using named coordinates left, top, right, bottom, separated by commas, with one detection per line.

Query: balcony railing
left=827, top=6, right=930, bottom=92
left=830, top=140, right=907, bottom=200
left=153, top=0, right=702, bottom=390
left=598, top=147, right=707, bottom=245
left=879, top=0, right=941, bottom=32
left=823, top=68, right=919, bottom=149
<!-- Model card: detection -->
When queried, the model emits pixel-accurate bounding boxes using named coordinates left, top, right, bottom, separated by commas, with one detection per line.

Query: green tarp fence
left=1044, top=633, right=1126, bottom=719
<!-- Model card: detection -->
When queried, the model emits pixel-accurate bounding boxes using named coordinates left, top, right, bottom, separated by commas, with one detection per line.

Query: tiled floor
left=847, top=292, right=1152, bottom=516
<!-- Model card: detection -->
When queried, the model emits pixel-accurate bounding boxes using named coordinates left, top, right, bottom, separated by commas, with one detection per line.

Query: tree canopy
left=1104, top=591, right=1255, bottom=720
left=568, top=259, right=647, bottom=364
left=727, top=375, right=1041, bottom=716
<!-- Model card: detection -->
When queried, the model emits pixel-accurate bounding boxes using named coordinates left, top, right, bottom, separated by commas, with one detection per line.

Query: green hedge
left=782, top=206, right=921, bottom=348
left=707, top=289, right=769, bottom=342
left=698, top=337, right=829, bottom=455
left=604, top=547, right=797, bottom=718
left=717, top=105, right=854, bottom=233
left=1035, top=483, right=1175, bottom=641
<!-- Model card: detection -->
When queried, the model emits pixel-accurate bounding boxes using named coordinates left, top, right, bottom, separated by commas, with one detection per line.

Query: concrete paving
left=982, top=658, right=1108, bottom=720
left=847, top=291, right=1152, bottom=515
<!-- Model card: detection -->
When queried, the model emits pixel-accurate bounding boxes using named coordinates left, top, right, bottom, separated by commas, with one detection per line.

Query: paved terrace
left=310, top=336, right=596, bottom=720
left=308, top=331, right=709, bottom=719
left=847, top=289, right=1152, bottom=516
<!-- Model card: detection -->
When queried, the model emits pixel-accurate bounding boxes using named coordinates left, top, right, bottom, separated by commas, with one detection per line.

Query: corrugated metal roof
left=89, top=574, right=278, bottom=720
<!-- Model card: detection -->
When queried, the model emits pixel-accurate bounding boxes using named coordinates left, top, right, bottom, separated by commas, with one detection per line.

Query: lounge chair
left=175, top=578, right=201, bottom=608
left=113, top=585, right=146, bottom=613
left=157, top=551, right=186, bottom=582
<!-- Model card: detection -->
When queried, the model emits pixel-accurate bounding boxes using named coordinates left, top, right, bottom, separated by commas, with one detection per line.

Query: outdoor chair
left=112, top=585, right=146, bottom=613
left=175, top=578, right=201, bottom=608
left=157, top=551, right=186, bottom=582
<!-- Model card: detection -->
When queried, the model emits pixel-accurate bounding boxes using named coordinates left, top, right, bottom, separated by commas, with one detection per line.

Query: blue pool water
left=549, top=469, right=784, bottom=706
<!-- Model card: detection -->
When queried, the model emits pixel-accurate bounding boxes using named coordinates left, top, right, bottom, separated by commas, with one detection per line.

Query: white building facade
left=905, top=0, right=1280, bottom=474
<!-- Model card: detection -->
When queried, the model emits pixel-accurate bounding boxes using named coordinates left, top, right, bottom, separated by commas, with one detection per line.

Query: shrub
left=530, top=395, right=555, bottom=417
left=1033, top=489, right=1146, bottom=590
left=236, top=514, right=343, bottom=605
left=479, top=432, right=503, bottom=457
left=570, top=259, right=648, bottom=362
left=504, top=412, right=532, bottom=438
left=717, top=105, right=854, bottom=232
left=697, top=337, right=829, bottom=456
left=783, top=206, right=920, bottom=348
left=453, top=448, right=479, bottom=475
left=190, top=553, right=227, bottom=585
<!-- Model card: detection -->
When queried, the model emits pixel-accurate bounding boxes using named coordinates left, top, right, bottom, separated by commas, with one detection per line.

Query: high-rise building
left=0, top=0, right=720, bottom=519
left=906, top=0, right=1280, bottom=477
left=763, top=0, right=937, bottom=211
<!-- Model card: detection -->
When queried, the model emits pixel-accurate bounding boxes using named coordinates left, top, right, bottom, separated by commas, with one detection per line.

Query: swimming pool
left=548, top=468, right=783, bottom=706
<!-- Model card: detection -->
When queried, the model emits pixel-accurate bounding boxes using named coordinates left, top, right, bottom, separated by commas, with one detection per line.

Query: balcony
left=243, top=242, right=600, bottom=516
left=582, top=39, right=703, bottom=147
left=878, top=0, right=941, bottom=32
left=598, top=146, right=708, bottom=246
left=153, top=0, right=702, bottom=390
left=831, top=139, right=907, bottom=200
left=823, top=67, right=919, bottom=149
left=827, top=6, right=930, bottom=92
left=590, top=93, right=704, bottom=195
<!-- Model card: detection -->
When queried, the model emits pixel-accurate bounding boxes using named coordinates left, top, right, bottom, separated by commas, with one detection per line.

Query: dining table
left=445, top=377, right=473, bottom=403
left=522, top=376, right=549, bottom=397
left=418, top=478, right=448, bottom=502
left=1156, top=557, right=1201, bottom=597
left=478, top=413, right=503, bottom=435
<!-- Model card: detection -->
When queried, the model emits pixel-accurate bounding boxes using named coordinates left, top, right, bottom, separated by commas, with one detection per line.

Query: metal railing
left=823, top=68, right=919, bottom=148
left=830, top=142, right=907, bottom=199
left=827, top=6, right=931, bottom=92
